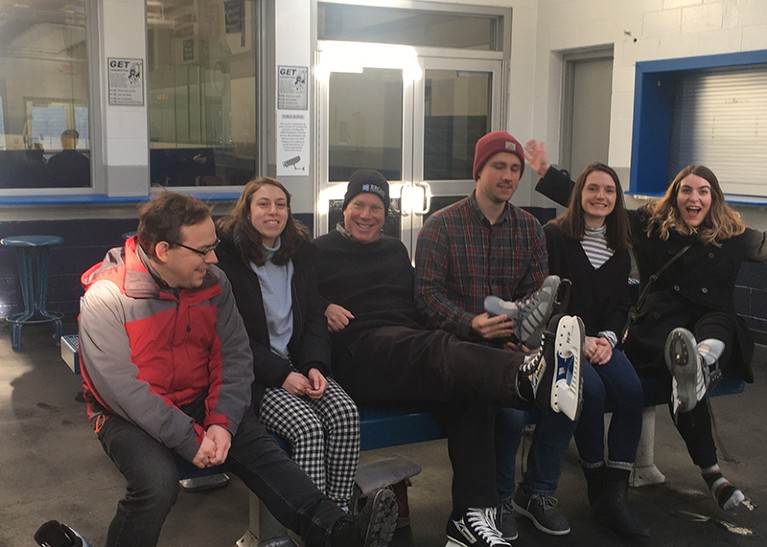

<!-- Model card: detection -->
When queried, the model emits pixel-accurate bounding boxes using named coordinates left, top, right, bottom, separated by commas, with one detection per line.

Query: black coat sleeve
left=535, top=167, right=574, bottom=207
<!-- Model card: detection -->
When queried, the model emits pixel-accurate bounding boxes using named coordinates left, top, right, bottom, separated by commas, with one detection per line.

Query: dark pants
left=96, top=397, right=344, bottom=547
left=333, top=325, right=527, bottom=511
left=575, top=349, right=644, bottom=468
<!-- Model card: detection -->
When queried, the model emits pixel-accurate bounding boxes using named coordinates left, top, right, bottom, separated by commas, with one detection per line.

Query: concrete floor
left=2, top=321, right=766, bottom=547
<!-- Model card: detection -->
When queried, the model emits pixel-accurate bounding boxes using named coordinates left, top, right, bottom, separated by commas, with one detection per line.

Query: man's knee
left=128, top=465, right=180, bottom=513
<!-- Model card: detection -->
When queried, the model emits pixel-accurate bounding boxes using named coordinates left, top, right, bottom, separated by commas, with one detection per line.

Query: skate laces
left=520, top=351, right=544, bottom=383
left=465, top=508, right=507, bottom=546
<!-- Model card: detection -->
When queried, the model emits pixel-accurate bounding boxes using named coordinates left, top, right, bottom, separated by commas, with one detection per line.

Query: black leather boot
left=581, top=463, right=606, bottom=508
left=594, top=468, right=651, bottom=537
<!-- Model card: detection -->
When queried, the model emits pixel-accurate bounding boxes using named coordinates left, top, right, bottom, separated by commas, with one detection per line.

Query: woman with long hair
left=216, top=177, right=360, bottom=511
left=530, top=141, right=767, bottom=512
left=544, top=163, right=648, bottom=536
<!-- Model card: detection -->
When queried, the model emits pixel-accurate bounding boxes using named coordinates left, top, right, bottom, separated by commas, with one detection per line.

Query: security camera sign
left=108, top=58, right=144, bottom=106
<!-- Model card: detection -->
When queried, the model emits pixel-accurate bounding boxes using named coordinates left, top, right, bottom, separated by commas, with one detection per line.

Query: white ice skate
left=551, top=315, right=584, bottom=421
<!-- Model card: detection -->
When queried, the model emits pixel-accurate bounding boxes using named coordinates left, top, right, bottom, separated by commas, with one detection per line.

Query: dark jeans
left=96, top=397, right=343, bottom=547
left=575, top=349, right=644, bottom=469
left=495, top=406, right=578, bottom=500
left=333, top=325, right=528, bottom=511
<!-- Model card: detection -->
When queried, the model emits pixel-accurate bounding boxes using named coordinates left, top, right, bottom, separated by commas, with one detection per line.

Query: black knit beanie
left=342, top=169, right=390, bottom=214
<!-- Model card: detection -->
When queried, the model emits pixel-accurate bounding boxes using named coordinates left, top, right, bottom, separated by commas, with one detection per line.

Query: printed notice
left=276, top=65, right=310, bottom=175
left=277, top=65, right=308, bottom=110
left=108, top=58, right=144, bottom=106
left=277, top=112, right=309, bottom=175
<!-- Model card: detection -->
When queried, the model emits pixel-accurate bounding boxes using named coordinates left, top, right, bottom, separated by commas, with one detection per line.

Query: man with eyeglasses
left=77, top=191, right=397, bottom=547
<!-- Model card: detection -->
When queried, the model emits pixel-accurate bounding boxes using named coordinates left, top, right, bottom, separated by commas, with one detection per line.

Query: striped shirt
left=581, top=225, right=614, bottom=269
left=414, top=192, right=548, bottom=339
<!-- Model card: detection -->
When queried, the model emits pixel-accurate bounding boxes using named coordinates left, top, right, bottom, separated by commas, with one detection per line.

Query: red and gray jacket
left=79, top=236, right=253, bottom=462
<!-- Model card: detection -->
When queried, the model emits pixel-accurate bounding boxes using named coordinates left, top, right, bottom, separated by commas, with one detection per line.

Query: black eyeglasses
left=172, top=238, right=220, bottom=257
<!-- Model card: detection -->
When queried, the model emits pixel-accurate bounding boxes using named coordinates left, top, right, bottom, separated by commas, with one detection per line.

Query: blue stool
left=1, top=235, right=64, bottom=350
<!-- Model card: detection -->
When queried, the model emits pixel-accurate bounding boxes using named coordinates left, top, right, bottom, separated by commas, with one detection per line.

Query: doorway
left=315, top=41, right=504, bottom=256
left=560, top=49, right=614, bottom=177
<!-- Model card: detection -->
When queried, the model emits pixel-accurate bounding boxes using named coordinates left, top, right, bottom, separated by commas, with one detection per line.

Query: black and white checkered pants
left=259, top=377, right=360, bottom=505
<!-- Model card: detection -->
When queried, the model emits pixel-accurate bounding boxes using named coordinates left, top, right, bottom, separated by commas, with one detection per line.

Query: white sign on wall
left=108, top=58, right=144, bottom=106
left=277, top=65, right=309, bottom=175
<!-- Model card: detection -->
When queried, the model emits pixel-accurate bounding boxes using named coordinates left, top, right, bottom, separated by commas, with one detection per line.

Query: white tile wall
left=530, top=0, right=767, bottom=178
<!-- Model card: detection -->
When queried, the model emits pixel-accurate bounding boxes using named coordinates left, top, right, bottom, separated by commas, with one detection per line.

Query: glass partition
left=328, top=68, right=403, bottom=182
left=318, top=3, right=503, bottom=51
left=0, top=0, right=91, bottom=189
left=424, top=69, right=491, bottom=180
left=147, top=0, right=259, bottom=187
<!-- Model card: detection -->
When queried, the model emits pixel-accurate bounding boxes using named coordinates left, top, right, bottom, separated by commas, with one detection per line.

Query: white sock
left=697, top=338, right=724, bottom=366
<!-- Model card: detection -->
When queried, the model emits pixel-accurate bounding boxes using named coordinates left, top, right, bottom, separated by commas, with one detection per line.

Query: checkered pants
left=259, top=377, right=360, bottom=505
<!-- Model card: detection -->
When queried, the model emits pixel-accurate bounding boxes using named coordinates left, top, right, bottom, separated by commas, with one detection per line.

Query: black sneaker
left=331, top=488, right=398, bottom=547
left=484, top=275, right=561, bottom=349
left=446, top=507, right=511, bottom=547
left=512, top=489, right=571, bottom=536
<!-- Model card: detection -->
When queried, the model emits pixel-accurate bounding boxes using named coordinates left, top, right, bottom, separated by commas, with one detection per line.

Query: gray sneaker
left=498, top=502, right=519, bottom=541
left=512, top=489, right=570, bottom=536
left=484, top=275, right=561, bottom=349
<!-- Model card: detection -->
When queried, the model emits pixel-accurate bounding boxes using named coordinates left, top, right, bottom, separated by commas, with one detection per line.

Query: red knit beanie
left=472, top=130, right=525, bottom=181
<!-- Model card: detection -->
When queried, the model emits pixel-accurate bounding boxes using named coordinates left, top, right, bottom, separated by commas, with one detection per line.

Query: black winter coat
left=536, top=166, right=767, bottom=382
left=216, top=230, right=332, bottom=408
left=544, top=223, right=631, bottom=339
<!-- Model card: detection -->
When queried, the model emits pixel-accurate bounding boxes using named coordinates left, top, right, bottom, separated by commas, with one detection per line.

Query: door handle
left=413, top=181, right=431, bottom=215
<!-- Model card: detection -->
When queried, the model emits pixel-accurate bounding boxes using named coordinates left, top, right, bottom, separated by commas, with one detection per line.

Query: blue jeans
left=574, top=349, right=643, bottom=469
left=96, top=396, right=344, bottom=547
left=495, top=405, right=578, bottom=501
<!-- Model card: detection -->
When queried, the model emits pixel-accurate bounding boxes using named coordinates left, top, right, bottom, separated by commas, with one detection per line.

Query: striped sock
left=701, top=465, right=745, bottom=510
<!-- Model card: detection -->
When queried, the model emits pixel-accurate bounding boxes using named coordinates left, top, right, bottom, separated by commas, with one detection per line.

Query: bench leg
left=236, top=492, right=298, bottom=547
left=630, top=406, right=666, bottom=487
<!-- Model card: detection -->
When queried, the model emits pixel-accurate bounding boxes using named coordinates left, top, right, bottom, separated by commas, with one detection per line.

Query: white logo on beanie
left=361, top=183, right=386, bottom=200
left=505, top=141, right=516, bottom=151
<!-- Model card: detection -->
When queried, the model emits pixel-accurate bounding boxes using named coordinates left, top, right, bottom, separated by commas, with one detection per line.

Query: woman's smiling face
left=676, top=173, right=712, bottom=228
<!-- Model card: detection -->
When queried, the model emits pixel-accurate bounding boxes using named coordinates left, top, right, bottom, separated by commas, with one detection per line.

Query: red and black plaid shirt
left=414, top=192, right=548, bottom=339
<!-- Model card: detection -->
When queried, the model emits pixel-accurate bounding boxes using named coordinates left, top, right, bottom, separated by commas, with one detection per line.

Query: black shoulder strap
left=634, top=244, right=692, bottom=310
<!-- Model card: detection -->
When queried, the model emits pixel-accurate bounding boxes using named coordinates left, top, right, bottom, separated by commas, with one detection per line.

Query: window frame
left=630, top=49, right=767, bottom=205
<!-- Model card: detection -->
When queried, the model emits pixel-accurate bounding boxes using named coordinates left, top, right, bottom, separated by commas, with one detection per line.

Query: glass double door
left=316, top=42, right=503, bottom=256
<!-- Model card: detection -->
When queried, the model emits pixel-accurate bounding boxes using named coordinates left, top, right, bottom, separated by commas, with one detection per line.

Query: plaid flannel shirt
left=414, top=192, right=548, bottom=339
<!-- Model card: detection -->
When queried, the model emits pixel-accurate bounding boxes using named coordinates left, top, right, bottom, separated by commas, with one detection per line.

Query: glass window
left=318, top=3, right=503, bottom=51
left=424, top=69, right=491, bottom=180
left=147, top=0, right=259, bottom=187
left=328, top=68, right=403, bottom=182
left=0, top=1, right=91, bottom=189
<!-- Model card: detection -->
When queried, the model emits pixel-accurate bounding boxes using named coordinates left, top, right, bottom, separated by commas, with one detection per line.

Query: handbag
left=621, top=244, right=691, bottom=344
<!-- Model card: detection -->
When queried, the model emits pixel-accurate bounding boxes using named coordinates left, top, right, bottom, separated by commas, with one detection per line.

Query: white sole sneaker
left=665, top=327, right=704, bottom=413
left=551, top=315, right=584, bottom=421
